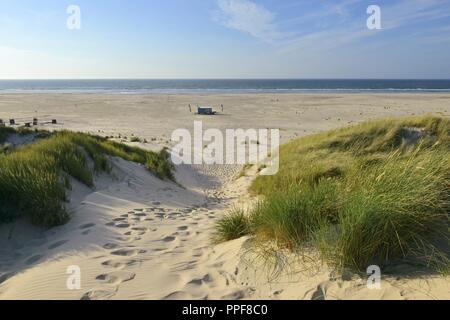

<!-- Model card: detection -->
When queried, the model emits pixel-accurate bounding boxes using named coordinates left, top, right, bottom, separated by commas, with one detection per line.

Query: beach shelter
left=197, top=106, right=215, bottom=115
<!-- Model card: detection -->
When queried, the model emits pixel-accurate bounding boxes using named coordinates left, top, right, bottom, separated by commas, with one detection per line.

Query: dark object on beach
left=9, top=119, right=15, bottom=125
left=0, top=119, right=4, bottom=127
left=52, top=119, right=57, bottom=124
left=24, top=122, right=32, bottom=128
left=188, top=104, right=192, bottom=113
left=197, top=107, right=216, bottom=115
left=33, top=118, right=38, bottom=126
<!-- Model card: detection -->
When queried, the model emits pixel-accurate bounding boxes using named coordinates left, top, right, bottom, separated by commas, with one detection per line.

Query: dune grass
left=0, top=129, right=174, bottom=227
left=216, top=115, right=450, bottom=272
left=214, top=208, right=254, bottom=243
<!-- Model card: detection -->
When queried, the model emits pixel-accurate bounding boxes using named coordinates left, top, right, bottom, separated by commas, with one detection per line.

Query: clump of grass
left=0, top=129, right=175, bottom=227
left=218, top=115, right=450, bottom=273
left=130, top=136, right=141, bottom=143
left=214, top=208, right=253, bottom=243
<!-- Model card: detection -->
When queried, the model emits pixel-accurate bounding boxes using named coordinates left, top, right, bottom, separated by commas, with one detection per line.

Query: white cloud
left=277, top=0, right=450, bottom=54
left=214, top=0, right=284, bottom=42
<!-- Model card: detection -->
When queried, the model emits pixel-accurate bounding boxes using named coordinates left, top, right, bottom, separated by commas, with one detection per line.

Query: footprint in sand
left=162, top=291, right=193, bottom=300
left=102, top=259, right=140, bottom=269
left=221, top=290, right=246, bottom=300
left=124, top=229, right=147, bottom=237
left=162, top=236, right=176, bottom=242
left=101, top=260, right=125, bottom=269
left=79, top=223, right=95, bottom=230
left=116, top=236, right=133, bottom=242
left=177, top=226, right=189, bottom=231
left=96, top=271, right=136, bottom=285
left=111, top=248, right=146, bottom=257
left=115, top=223, right=130, bottom=228
left=25, top=254, right=43, bottom=265
left=192, top=248, right=204, bottom=258
left=133, top=213, right=147, bottom=217
left=48, top=240, right=69, bottom=250
left=186, top=278, right=204, bottom=286
left=103, top=243, right=120, bottom=250
left=272, top=289, right=284, bottom=297
left=81, top=288, right=117, bottom=300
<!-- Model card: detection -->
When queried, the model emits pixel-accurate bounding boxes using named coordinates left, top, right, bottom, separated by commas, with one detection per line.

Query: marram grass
left=0, top=129, right=174, bottom=227
left=216, top=115, right=450, bottom=272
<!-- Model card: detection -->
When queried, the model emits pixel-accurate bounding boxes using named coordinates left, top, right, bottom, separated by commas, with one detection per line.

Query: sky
left=0, top=0, right=450, bottom=79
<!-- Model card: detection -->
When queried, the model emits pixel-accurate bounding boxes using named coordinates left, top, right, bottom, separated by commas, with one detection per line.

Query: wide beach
left=0, top=92, right=449, bottom=300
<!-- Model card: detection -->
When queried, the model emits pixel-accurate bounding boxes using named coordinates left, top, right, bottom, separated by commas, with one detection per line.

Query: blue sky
left=0, top=0, right=450, bottom=79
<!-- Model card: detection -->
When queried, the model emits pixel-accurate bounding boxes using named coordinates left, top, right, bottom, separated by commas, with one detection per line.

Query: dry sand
left=0, top=93, right=449, bottom=300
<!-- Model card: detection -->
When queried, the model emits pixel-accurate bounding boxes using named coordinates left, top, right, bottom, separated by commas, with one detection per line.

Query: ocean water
left=0, top=79, right=450, bottom=93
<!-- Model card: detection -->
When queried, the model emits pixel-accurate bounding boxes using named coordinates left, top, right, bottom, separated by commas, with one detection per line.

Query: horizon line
left=1, top=78, right=450, bottom=81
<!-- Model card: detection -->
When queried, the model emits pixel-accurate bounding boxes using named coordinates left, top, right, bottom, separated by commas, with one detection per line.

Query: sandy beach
left=0, top=93, right=449, bottom=300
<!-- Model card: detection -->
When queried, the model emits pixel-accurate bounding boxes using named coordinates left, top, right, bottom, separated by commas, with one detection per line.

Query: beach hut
left=197, top=106, right=215, bottom=115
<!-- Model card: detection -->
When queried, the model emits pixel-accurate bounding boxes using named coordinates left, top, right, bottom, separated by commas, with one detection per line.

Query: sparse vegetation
left=238, top=163, right=253, bottom=178
left=216, top=115, right=450, bottom=272
left=214, top=208, right=253, bottom=243
left=0, top=129, right=174, bottom=227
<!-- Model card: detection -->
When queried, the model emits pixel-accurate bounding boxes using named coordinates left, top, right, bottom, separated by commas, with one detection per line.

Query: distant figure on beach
left=189, top=104, right=192, bottom=113
left=221, top=104, right=224, bottom=112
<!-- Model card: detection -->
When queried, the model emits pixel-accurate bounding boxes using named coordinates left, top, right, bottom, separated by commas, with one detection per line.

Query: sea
left=0, top=79, right=450, bottom=93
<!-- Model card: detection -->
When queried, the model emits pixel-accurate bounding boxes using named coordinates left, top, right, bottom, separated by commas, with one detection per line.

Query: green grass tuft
left=213, top=208, right=253, bottom=243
